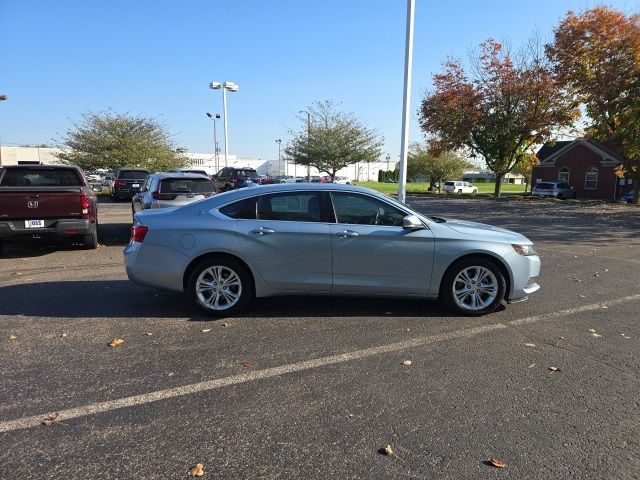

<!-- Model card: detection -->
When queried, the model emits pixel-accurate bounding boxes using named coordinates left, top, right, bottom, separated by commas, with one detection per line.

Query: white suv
left=443, top=180, right=477, bottom=194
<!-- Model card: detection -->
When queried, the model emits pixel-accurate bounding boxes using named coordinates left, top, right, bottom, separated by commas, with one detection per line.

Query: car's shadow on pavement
left=0, top=280, right=456, bottom=320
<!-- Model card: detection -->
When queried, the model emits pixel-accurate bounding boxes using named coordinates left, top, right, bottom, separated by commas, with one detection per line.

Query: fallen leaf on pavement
left=9, top=335, right=17, bottom=340
left=42, top=413, right=67, bottom=427
left=243, top=361, right=253, bottom=368
left=402, top=360, right=412, bottom=366
left=108, top=338, right=124, bottom=347
left=188, top=463, right=205, bottom=477
left=524, top=343, right=536, bottom=347
left=222, top=323, right=229, bottom=327
left=384, top=444, right=394, bottom=456
left=201, top=328, right=212, bottom=333
left=528, top=363, right=536, bottom=368
left=592, top=333, right=602, bottom=338
left=588, top=328, right=596, bottom=333
left=572, top=276, right=582, bottom=283
left=488, top=458, right=507, bottom=468
left=61, top=333, right=68, bottom=338
left=144, top=332, right=153, bottom=336
left=548, top=366, right=561, bottom=372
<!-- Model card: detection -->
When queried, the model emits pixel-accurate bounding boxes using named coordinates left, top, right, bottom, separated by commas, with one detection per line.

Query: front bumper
left=507, top=254, right=541, bottom=301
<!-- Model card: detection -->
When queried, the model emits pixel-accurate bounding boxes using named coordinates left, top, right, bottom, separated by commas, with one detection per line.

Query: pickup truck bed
left=0, top=165, right=98, bottom=254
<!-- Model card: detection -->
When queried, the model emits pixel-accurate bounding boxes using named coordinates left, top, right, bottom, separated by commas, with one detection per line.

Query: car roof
left=151, top=172, right=213, bottom=180
left=204, top=182, right=386, bottom=206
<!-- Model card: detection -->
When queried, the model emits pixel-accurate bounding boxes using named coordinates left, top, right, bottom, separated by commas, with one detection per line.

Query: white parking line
left=536, top=246, right=640, bottom=264
left=1, top=293, right=639, bottom=434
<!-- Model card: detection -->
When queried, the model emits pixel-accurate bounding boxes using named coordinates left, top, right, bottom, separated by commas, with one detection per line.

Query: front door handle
left=335, top=229, right=359, bottom=238
left=251, top=227, right=276, bottom=235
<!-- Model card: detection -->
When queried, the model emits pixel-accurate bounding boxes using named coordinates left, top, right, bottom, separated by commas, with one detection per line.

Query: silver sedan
left=124, top=184, right=540, bottom=317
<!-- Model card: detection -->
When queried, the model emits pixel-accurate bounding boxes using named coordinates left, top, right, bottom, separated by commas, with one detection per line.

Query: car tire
left=441, top=256, right=506, bottom=316
left=83, top=223, right=98, bottom=250
left=458, top=189, right=463, bottom=194
left=472, top=189, right=478, bottom=195
left=188, top=257, right=254, bottom=317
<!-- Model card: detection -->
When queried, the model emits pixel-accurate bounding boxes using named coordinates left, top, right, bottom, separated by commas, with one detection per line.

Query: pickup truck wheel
left=83, top=224, right=98, bottom=250
left=0, top=240, right=4, bottom=256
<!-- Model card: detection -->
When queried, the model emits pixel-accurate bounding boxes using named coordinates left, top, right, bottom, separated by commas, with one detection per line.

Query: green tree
left=408, top=143, right=471, bottom=192
left=547, top=6, right=640, bottom=203
left=419, top=38, right=577, bottom=196
left=285, top=101, right=383, bottom=181
left=56, top=111, right=187, bottom=172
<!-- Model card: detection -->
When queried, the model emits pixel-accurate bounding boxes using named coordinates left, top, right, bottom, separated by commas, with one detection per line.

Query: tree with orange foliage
left=419, top=38, right=576, bottom=196
left=547, top=6, right=640, bottom=203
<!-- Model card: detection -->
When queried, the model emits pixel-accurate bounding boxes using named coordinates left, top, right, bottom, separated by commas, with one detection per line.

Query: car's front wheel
left=188, top=257, right=254, bottom=317
left=441, top=256, right=506, bottom=316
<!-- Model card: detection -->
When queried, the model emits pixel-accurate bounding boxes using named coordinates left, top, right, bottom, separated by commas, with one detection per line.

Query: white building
left=0, top=146, right=392, bottom=181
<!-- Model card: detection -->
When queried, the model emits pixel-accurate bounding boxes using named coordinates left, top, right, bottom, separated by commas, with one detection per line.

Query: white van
left=443, top=181, right=478, bottom=194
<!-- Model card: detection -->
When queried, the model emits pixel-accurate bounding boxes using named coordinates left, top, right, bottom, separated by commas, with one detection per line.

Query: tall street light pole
left=209, top=81, right=239, bottom=168
left=299, top=110, right=312, bottom=181
left=275, top=139, right=282, bottom=175
left=0, top=95, right=7, bottom=165
left=398, top=0, right=415, bottom=205
left=206, top=112, right=221, bottom=172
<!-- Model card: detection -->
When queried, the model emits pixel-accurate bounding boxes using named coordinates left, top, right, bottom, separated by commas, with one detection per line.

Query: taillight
left=131, top=225, right=149, bottom=243
left=81, top=191, right=90, bottom=216
left=151, top=191, right=178, bottom=200
left=115, top=179, right=126, bottom=187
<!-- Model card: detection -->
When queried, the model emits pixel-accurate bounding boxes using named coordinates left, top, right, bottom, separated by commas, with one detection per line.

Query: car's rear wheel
left=188, top=257, right=254, bottom=317
left=458, top=189, right=463, bottom=194
left=441, top=256, right=506, bottom=316
left=472, top=189, right=478, bottom=195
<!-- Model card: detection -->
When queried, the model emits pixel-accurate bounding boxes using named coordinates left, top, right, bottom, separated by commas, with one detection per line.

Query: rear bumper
left=0, top=219, right=95, bottom=241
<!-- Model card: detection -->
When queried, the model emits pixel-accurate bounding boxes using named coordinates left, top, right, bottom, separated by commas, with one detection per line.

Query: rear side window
left=159, top=178, right=215, bottom=193
left=536, top=182, right=555, bottom=189
left=219, top=197, right=257, bottom=219
left=444, top=182, right=454, bottom=186
left=118, top=170, right=149, bottom=179
left=0, top=168, right=82, bottom=186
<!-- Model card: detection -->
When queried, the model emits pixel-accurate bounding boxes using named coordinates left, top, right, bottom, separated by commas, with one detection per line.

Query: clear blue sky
left=1, top=0, right=638, bottom=162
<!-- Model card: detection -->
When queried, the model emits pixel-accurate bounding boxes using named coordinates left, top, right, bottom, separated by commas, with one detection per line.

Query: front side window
left=257, top=192, right=326, bottom=222
left=558, top=167, right=570, bottom=183
left=331, top=192, right=406, bottom=226
left=585, top=167, right=598, bottom=190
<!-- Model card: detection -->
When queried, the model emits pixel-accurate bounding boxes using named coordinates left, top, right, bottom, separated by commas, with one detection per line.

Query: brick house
left=531, top=138, right=625, bottom=200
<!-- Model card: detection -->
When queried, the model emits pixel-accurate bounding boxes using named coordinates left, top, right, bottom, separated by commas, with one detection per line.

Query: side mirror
left=402, top=214, right=424, bottom=229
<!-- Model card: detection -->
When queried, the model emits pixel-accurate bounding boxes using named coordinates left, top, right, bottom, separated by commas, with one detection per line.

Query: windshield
left=236, top=170, right=259, bottom=179
left=119, top=170, right=149, bottom=179
left=160, top=178, right=216, bottom=193
left=0, top=168, right=83, bottom=186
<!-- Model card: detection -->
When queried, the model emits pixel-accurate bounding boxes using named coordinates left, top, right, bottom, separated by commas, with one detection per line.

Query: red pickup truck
left=0, top=165, right=98, bottom=254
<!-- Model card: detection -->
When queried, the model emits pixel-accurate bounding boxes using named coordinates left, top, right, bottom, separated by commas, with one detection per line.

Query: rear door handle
left=336, top=229, right=359, bottom=238
left=251, top=227, right=276, bottom=235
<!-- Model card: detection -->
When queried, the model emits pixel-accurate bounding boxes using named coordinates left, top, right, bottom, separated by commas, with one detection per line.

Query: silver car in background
left=532, top=181, right=576, bottom=199
left=124, top=184, right=540, bottom=317
left=131, top=172, right=216, bottom=218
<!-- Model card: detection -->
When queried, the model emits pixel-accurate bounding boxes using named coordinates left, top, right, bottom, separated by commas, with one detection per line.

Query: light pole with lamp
left=209, top=81, right=239, bottom=168
left=298, top=110, right=312, bottom=181
left=0, top=95, right=7, bottom=165
left=206, top=112, right=221, bottom=173
left=275, top=139, right=282, bottom=175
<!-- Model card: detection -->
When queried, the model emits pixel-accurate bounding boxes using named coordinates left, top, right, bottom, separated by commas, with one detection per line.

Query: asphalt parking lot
left=0, top=196, right=638, bottom=479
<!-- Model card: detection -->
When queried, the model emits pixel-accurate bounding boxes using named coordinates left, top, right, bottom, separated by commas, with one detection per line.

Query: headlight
left=512, top=244, right=537, bottom=256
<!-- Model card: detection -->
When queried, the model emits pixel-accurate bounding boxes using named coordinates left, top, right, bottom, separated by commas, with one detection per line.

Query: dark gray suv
left=212, top=167, right=259, bottom=192
left=532, top=181, right=576, bottom=199
left=111, top=168, right=150, bottom=202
